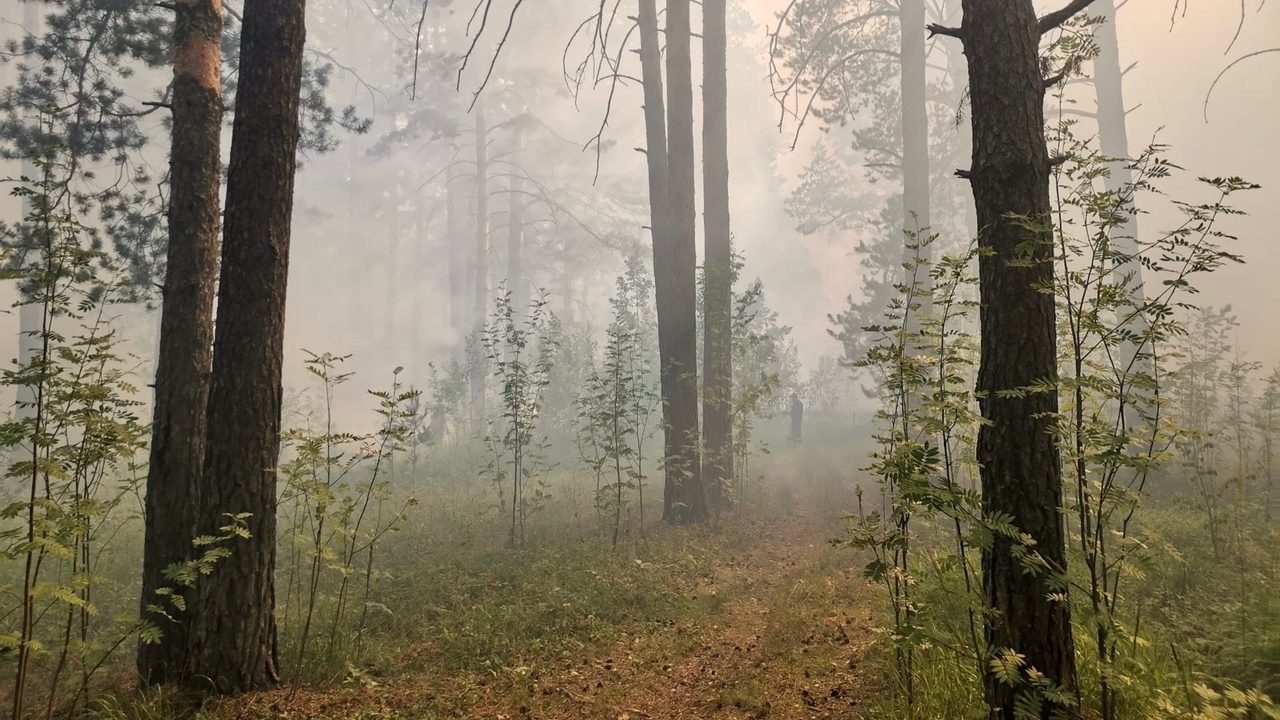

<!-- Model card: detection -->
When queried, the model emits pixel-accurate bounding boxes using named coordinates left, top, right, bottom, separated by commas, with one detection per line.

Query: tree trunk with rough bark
left=660, top=0, right=705, bottom=523
left=701, top=0, right=733, bottom=510
left=136, top=0, right=222, bottom=686
left=184, top=0, right=306, bottom=691
left=956, top=0, right=1080, bottom=715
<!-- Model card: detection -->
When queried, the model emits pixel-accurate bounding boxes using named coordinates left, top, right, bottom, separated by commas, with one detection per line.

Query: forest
left=0, top=0, right=1275, bottom=717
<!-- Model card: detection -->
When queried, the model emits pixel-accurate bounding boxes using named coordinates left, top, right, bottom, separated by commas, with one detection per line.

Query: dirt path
left=446, top=463, right=883, bottom=720
left=546, top=520, right=882, bottom=720
left=211, top=467, right=884, bottom=719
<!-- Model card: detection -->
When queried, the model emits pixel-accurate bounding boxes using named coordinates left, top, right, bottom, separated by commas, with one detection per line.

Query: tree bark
left=185, top=0, right=306, bottom=691
left=637, top=0, right=670, bottom=507
left=660, top=0, right=705, bottom=523
left=701, top=0, right=733, bottom=510
left=958, top=0, right=1079, bottom=715
left=471, top=101, right=489, bottom=425
left=136, top=0, right=222, bottom=686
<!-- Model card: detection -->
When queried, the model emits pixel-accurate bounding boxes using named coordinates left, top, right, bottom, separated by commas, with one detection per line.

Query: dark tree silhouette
left=702, top=0, right=734, bottom=510
left=185, top=0, right=307, bottom=691
left=661, top=0, right=706, bottom=523
left=136, top=0, right=223, bottom=686
left=931, top=0, right=1093, bottom=715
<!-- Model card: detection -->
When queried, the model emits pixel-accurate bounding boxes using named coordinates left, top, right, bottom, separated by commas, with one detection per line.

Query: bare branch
left=1039, top=0, right=1098, bottom=34
left=455, top=1, right=495, bottom=96
left=926, top=23, right=962, bottom=40
left=562, top=0, right=645, bottom=184
left=410, top=0, right=431, bottom=100
left=1059, top=107, right=1098, bottom=119
left=581, top=20, right=641, bottom=183
left=464, top=0, right=527, bottom=111
left=1226, top=0, right=1245, bottom=54
left=1204, top=47, right=1280, bottom=122
left=1043, top=71, right=1067, bottom=90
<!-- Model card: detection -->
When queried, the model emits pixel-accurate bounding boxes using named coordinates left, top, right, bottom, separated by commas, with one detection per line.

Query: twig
left=1204, top=48, right=1280, bottom=122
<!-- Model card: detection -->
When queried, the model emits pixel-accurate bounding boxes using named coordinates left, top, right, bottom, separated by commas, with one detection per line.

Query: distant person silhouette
left=789, top=392, right=803, bottom=444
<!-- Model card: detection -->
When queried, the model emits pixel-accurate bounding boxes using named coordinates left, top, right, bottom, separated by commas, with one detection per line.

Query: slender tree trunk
left=10, top=13, right=41, bottom=716
left=508, top=129, right=525, bottom=314
left=446, top=160, right=464, bottom=347
left=185, top=0, right=306, bottom=691
left=900, top=0, right=931, bottom=308
left=662, top=0, right=706, bottom=523
left=385, top=181, right=400, bottom=360
left=701, top=0, right=733, bottom=511
left=637, top=0, right=670, bottom=507
left=414, top=198, right=429, bottom=379
left=137, top=0, right=222, bottom=686
left=471, top=102, right=489, bottom=425
left=16, top=1, right=41, bottom=420
left=1094, top=0, right=1150, bottom=430
left=956, top=0, right=1079, bottom=715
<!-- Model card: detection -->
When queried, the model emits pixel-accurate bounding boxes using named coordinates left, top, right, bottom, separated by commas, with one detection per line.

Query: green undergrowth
left=362, top=510, right=730, bottom=678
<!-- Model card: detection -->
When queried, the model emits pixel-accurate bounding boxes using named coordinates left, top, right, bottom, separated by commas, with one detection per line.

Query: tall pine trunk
left=471, top=102, right=489, bottom=425
left=413, top=198, right=430, bottom=379
left=446, top=159, right=464, bottom=343
left=637, top=0, right=672, bottom=513
left=701, top=0, right=733, bottom=510
left=955, top=0, right=1079, bottom=714
left=507, top=128, right=525, bottom=314
left=136, top=0, right=222, bottom=686
left=900, top=0, right=931, bottom=303
left=385, top=181, right=401, bottom=360
left=185, top=0, right=306, bottom=691
left=661, top=0, right=706, bottom=523
left=1094, top=0, right=1150, bottom=429
left=15, top=0, right=41, bottom=420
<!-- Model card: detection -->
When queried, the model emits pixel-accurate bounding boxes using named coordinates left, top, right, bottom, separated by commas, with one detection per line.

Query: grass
left=71, top=437, right=889, bottom=720
left=11, top=418, right=1277, bottom=720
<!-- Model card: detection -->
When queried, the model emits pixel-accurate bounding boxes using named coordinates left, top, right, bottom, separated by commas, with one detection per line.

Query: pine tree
left=661, top=0, right=706, bottom=523
left=185, top=0, right=308, bottom=691
left=929, top=0, right=1094, bottom=714
left=136, top=0, right=222, bottom=686
left=702, top=0, right=734, bottom=510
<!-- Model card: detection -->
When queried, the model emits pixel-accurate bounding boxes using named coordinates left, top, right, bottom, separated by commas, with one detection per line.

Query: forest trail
left=209, top=464, right=885, bottom=720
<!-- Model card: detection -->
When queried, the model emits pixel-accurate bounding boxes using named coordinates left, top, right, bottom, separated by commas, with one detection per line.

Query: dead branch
left=1204, top=47, right=1280, bottom=122
left=1038, top=0, right=1098, bottom=35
